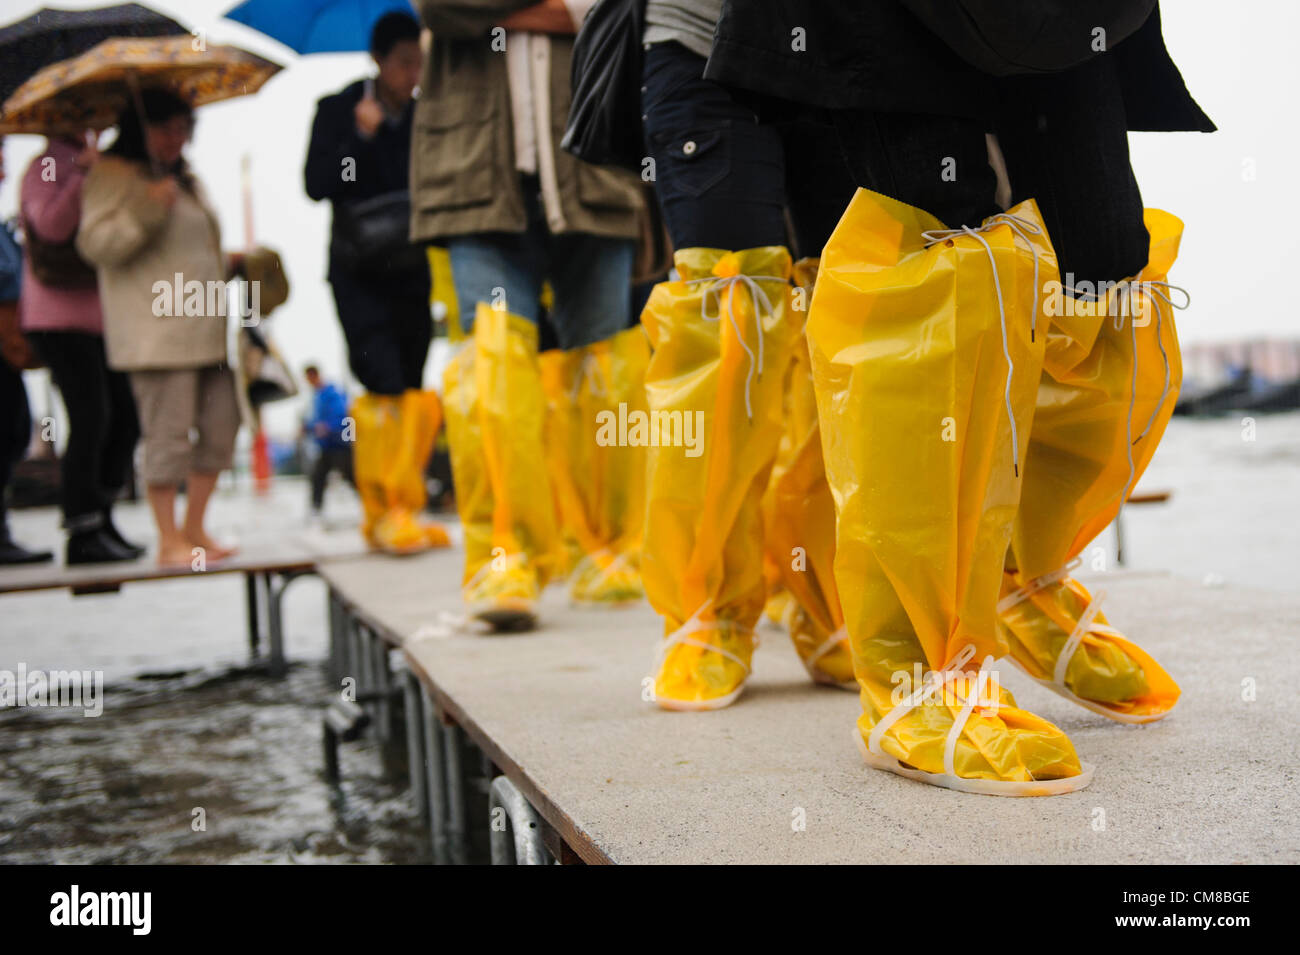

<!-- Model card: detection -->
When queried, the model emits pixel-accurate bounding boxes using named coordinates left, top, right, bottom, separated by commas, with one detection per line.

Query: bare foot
left=157, top=539, right=198, bottom=569
left=183, top=529, right=238, bottom=562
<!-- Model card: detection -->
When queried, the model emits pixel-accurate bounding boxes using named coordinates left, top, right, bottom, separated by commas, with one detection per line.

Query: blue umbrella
left=224, top=0, right=415, bottom=54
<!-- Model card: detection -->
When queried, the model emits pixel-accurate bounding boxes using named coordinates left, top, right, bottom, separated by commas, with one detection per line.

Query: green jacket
left=411, top=0, right=644, bottom=243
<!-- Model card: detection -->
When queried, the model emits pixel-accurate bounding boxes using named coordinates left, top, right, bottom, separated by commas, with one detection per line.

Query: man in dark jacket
left=304, top=10, right=448, bottom=555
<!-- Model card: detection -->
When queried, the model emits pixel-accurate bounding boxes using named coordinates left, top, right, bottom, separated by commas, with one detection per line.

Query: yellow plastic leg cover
left=371, top=390, right=450, bottom=554
left=808, top=189, right=1089, bottom=794
left=550, top=327, right=651, bottom=606
left=1000, top=209, right=1185, bottom=722
left=540, top=351, right=584, bottom=581
left=351, top=393, right=400, bottom=549
left=762, top=258, right=853, bottom=688
left=443, top=305, right=557, bottom=628
left=642, top=247, right=799, bottom=709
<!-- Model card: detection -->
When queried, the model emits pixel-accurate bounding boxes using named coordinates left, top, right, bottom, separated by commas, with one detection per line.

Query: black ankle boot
left=101, top=509, right=146, bottom=558
left=0, top=531, right=53, bottom=565
left=66, top=527, right=138, bottom=565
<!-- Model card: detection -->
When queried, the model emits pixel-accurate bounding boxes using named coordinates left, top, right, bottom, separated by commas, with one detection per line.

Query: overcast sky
left=2, top=0, right=1295, bottom=436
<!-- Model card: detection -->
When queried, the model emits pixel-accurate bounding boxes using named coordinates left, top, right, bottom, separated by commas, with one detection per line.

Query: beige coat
left=412, top=0, right=644, bottom=244
left=77, top=156, right=228, bottom=372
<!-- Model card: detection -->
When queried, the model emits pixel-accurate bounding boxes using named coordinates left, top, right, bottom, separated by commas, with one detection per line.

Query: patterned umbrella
left=0, top=35, right=282, bottom=136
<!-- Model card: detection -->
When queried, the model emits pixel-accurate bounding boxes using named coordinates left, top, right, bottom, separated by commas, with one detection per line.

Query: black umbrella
left=0, top=3, right=187, bottom=104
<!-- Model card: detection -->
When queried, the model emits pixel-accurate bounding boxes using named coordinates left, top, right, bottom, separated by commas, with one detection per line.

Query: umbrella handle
left=125, top=70, right=163, bottom=178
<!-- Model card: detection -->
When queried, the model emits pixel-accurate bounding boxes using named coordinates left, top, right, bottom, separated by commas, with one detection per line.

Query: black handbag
left=561, top=0, right=646, bottom=170
left=900, top=0, right=1156, bottom=76
left=332, top=190, right=425, bottom=275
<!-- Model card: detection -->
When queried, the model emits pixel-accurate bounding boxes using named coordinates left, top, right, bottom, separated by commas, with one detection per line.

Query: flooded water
left=0, top=663, right=428, bottom=864
left=1, top=413, right=1297, bottom=863
left=1, top=479, right=432, bottom=864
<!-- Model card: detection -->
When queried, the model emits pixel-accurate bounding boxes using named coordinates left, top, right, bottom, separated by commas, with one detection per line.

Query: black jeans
left=27, top=331, right=139, bottom=531
left=310, top=445, right=354, bottom=511
left=329, top=267, right=431, bottom=396
left=0, top=358, right=30, bottom=532
left=641, top=41, right=858, bottom=257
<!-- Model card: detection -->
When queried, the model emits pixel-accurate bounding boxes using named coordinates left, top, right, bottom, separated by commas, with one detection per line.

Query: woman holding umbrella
left=1, top=31, right=281, bottom=568
left=20, top=129, right=145, bottom=565
left=76, top=87, right=245, bottom=567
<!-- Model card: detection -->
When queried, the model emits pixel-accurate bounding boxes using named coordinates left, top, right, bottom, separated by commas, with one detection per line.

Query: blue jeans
left=446, top=176, right=635, bottom=350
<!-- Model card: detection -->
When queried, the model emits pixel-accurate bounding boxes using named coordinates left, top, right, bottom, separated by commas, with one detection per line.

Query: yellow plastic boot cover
left=540, top=348, right=585, bottom=581
left=807, top=189, right=1091, bottom=794
left=764, top=257, right=853, bottom=688
left=999, top=208, right=1187, bottom=721
left=374, top=389, right=451, bottom=554
left=567, top=326, right=651, bottom=606
left=642, top=247, right=799, bottom=709
left=350, top=393, right=401, bottom=549
left=449, top=305, right=558, bottom=627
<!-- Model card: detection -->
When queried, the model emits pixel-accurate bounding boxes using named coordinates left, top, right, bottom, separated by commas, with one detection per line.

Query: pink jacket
left=19, top=138, right=103, bottom=335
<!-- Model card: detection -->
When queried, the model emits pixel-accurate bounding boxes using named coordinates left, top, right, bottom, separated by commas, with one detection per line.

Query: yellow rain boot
left=808, top=189, right=1090, bottom=794
left=539, top=351, right=584, bottom=580
left=1000, top=209, right=1186, bottom=722
left=351, top=393, right=401, bottom=550
left=566, top=326, right=650, bottom=606
left=443, top=305, right=558, bottom=630
left=642, top=247, right=800, bottom=709
left=762, top=258, right=854, bottom=689
left=373, top=389, right=451, bottom=554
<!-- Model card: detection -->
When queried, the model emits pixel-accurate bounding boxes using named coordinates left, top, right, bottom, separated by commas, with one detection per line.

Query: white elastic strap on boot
left=687, top=272, right=785, bottom=421
left=867, top=643, right=978, bottom=757
left=943, top=656, right=999, bottom=778
left=570, top=549, right=639, bottom=606
left=860, top=641, right=1095, bottom=795
left=653, top=598, right=756, bottom=675
left=997, top=557, right=1083, bottom=613
left=804, top=624, right=847, bottom=670
left=923, top=213, right=1044, bottom=477
left=1053, top=590, right=1108, bottom=687
left=651, top=599, right=757, bottom=710
left=801, top=623, right=856, bottom=689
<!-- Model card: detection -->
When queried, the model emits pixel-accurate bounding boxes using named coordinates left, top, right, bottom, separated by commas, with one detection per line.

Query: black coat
left=704, top=2, right=1214, bottom=133
left=304, top=79, right=418, bottom=278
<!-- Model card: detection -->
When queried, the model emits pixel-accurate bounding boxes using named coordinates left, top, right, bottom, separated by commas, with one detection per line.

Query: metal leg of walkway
left=488, top=776, right=551, bottom=865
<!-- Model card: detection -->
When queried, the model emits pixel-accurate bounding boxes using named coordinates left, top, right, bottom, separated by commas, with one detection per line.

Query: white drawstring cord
left=1128, top=281, right=1189, bottom=444
left=685, top=273, right=785, bottom=421
left=568, top=351, right=609, bottom=402
left=1064, top=279, right=1190, bottom=508
left=922, top=213, right=1044, bottom=478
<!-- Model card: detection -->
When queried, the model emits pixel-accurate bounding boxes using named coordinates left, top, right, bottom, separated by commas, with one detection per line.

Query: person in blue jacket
left=303, top=364, right=353, bottom=522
